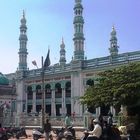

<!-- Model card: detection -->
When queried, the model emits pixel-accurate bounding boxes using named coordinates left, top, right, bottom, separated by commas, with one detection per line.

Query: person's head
left=103, top=121, right=108, bottom=126
left=46, top=119, right=49, bottom=123
left=93, top=118, right=99, bottom=124
left=112, top=123, right=117, bottom=128
left=108, top=112, right=113, bottom=117
left=90, top=118, right=94, bottom=123
left=66, top=114, right=70, bottom=117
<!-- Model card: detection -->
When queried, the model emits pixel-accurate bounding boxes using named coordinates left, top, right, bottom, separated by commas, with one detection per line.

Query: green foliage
left=80, top=62, right=140, bottom=108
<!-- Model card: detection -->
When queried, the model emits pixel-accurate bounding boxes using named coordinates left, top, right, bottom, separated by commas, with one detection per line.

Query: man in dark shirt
left=44, top=119, right=52, bottom=140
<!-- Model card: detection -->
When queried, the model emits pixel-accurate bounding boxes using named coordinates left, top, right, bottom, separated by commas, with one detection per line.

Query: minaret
left=59, top=38, right=66, bottom=65
left=73, top=0, right=85, bottom=60
left=109, top=26, right=119, bottom=56
left=18, top=11, right=28, bottom=71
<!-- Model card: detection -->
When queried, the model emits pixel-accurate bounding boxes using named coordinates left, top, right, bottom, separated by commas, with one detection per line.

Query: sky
left=0, top=0, right=140, bottom=74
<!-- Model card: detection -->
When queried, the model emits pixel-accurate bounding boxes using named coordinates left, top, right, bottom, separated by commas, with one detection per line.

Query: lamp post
left=41, top=49, right=50, bottom=128
left=41, top=56, right=45, bottom=129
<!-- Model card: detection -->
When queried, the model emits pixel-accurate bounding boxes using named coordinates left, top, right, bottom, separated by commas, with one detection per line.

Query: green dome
left=0, top=72, right=9, bottom=85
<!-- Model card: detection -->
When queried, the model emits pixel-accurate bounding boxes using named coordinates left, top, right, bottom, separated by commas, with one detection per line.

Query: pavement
left=8, top=129, right=84, bottom=140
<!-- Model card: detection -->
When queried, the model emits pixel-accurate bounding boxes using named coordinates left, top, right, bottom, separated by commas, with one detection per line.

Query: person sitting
left=98, top=114, right=104, bottom=129
left=87, top=118, right=102, bottom=140
left=89, top=118, right=94, bottom=131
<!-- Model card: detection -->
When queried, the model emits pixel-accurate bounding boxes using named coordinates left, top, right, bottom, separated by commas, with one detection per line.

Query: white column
left=32, top=91, right=36, bottom=112
left=110, top=106, right=116, bottom=116
left=62, top=88, right=66, bottom=116
left=25, top=92, right=28, bottom=113
left=51, top=89, right=56, bottom=116
left=71, top=99, right=74, bottom=113
left=96, top=107, right=100, bottom=117
left=16, top=79, right=24, bottom=126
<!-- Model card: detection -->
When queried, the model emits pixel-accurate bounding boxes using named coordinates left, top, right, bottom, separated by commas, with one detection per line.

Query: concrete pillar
left=51, top=89, right=56, bottom=116
left=62, top=88, right=66, bottom=116
left=96, top=107, right=100, bottom=117
left=110, top=106, right=116, bottom=116
left=32, top=91, right=36, bottom=112
left=25, top=92, right=28, bottom=113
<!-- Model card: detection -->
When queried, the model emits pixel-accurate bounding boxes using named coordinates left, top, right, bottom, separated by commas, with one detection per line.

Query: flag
left=32, top=60, right=37, bottom=66
left=43, top=49, right=50, bottom=69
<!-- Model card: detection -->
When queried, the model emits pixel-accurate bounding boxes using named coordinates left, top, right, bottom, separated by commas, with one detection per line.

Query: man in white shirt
left=87, top=118, right=102, bottom=140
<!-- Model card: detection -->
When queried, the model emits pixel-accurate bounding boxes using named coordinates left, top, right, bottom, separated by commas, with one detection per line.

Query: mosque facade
left=5, top=0, right=140, bottom=124
left=0, top=73, right=16, bottom=126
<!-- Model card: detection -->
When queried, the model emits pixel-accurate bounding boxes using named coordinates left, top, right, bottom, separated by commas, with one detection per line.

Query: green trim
left=0, top=73, right=9, bottom=85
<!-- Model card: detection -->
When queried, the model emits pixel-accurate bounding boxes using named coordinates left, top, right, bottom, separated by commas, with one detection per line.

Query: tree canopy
left=80, top=62, right=140, bottom=110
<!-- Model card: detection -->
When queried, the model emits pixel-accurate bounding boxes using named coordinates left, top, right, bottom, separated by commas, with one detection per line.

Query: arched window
left=27, top=86, right=33, bottom=100
left=45, top=84, right=51, bottom=98
left=65, top=82, right=71, bottom=97
left=36, top=85, right=42, bottom=99
left=86, top=79, right=94, bottom=86
left=78, top=10, right=81, bottom=15
left=55, top=83, right=62, bottom=98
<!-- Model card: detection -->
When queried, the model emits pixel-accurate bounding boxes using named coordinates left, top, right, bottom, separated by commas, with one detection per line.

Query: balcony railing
left=55, top=93, right=62, bottom=98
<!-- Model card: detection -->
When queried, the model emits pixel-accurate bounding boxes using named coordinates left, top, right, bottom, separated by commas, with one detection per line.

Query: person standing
left=44, top=119, right=52, bottom=140
left=72, top=112, right=75, bottom=121
left=108, top=112, right=113, bottom=126
left=64, top=114, right=71, bottom=128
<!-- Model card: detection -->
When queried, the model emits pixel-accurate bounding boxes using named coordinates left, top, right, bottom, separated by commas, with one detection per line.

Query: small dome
left=21, top=17, right=26, bottom=24
left=0, top=72, right=9, bottom=85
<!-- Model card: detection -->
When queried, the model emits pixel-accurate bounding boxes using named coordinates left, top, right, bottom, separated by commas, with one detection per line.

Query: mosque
left=1, top=0, right=140, bottom=126
left=0, top=73, right=16, bottom=126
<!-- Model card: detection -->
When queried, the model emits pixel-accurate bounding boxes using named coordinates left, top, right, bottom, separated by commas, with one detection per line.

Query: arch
left=36, top=85, right=42, bottom=99
left=27, top=86, right=32, bottom=91
left=55, top=83, right=62, bottom=98
left=45, top=84, right=51, bottom=98
left=35, top=84, right=42, bottom=113
left=86, top=79, right=94, bottom=86
left=75, top=10, right=77, bottom=15
left=78, top=10, right=81, bottom=15
left=65, top=81, right=71, bottom=97
left=27, top=86, right=33, bottom=100
left=27, top=105, right=32, bottom=113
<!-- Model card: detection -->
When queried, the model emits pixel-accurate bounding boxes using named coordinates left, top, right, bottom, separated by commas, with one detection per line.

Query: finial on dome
left=23, top=10, right=25, bottom=18
left=62, top=37, right=64, bottom=44
left=75, top=0, right=81, bottom=3
left=112, top=25, right=115, bottom=30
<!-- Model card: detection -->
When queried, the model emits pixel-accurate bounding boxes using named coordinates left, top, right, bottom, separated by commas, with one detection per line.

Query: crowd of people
left=43, top=114, right=74, bottom=140
left=82, top=113, right=121, bottom=140
left=0, top=113, right=128, bottom=140
left=42, top=112, right=122, bottom=140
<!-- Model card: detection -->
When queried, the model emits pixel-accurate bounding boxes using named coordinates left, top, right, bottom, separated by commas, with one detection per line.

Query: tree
left=80, top=62, right=140, bottom=114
